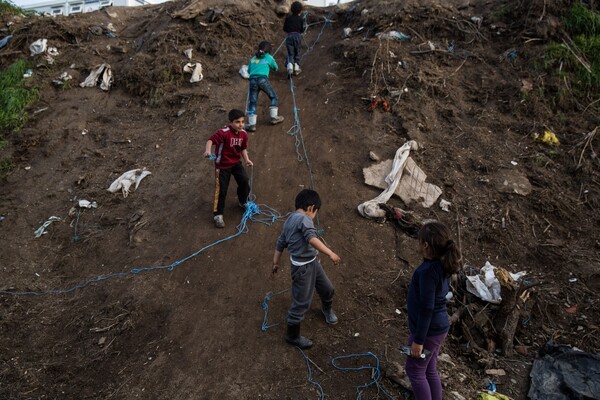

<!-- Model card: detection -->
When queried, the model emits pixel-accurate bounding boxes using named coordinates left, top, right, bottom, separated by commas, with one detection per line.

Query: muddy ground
left=0, top=0, right=599, bottom=398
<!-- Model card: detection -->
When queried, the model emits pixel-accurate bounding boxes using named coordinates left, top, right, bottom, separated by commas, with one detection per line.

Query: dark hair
left=228, top=109, right=245, bottom=122
left=295, top=189, right=321, bottom=211
left=418, top=221, right=462, bottom=276
left=291, top=1, right=303, bottom=15
left=256, top=41, right=272, bottom=58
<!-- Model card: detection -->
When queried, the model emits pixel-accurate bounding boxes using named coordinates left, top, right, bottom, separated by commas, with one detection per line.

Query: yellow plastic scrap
left=532, top=130, right=560, bottom=146
left=479, top=391, right=512, bottom=400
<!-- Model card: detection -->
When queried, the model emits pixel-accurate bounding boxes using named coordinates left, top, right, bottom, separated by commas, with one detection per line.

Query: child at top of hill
left=204, top=109, right=253, bottom=228
left=283, top=1, right=306, bottom=76
left=272, top=189, right=341, bottom=349
left=405, top=221, right=462, bottom=400
left=245, top=41, right=284, bottom=133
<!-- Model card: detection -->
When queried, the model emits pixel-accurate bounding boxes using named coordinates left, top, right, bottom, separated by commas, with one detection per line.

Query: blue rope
left=297, top=347, right=325, bottom=400
left=260, top=287, right=290, bottom=331
left=331, top=352, right=397, bottom=400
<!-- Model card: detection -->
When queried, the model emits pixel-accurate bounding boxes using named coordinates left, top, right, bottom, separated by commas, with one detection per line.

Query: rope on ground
left=261, top=287, right=290, bottom=331
left=331, top=352, right=397, bottom=400
left=0, top=168, right=288, bottom=296
left=297, top=347, right=326, bottom=400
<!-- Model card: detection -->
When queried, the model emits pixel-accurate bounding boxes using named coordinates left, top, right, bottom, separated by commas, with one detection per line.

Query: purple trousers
left=405, top=332, right=447, bottom=400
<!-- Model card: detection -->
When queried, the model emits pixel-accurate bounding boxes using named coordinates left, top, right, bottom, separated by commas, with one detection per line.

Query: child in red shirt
left=204, top=109, right=253, bottom=228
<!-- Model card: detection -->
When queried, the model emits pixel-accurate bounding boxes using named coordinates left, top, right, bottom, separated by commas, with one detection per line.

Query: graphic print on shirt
left=230, top=137, right=244, bottom=148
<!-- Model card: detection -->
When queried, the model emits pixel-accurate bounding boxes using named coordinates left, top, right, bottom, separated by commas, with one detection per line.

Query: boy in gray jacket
left=272, top=189, right=341, bottom=349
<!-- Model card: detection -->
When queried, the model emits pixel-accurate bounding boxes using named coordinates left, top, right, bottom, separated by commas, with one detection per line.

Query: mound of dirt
left=0, top=0, right=598, bottom=398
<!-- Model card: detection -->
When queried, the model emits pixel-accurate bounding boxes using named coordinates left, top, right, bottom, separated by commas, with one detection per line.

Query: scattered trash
left=529, top=341, right=600, bottom=399
left=78, top=199, right=97, bottom=209
left=479, top=391, right=511, bottom=400
left=47, top=47, right=59, bottom=56
left=466, top=262, right=527, bottom=304
left=471, top=16, right=483, bottom=27
left=369, top=151, right=380, bottom=162
left=0, top=216, right=5, bottom=222
left=183, top=62, right=203, bottom=83
left=105, top=31, right=116, bottom=39
left=376, top=31, right=411, bottom=41
left=34, top=216, right=61, bottom=238
left=80, top=63, right=113, bottom=91
left=532, top=130, right=560, bottom=146
left=359, top=140, right=442, bottom=217
left=107, top=168, right=152, bottom=198
left=428, top=41, right=436, bottom=50
left=29, top=38, right=47, bottom=56
left=502, top=48, right=518, bottom=62
left=183, top=48, right=193, bottom=59
left=510, top=161, right=518, bottom=166
left=23, top=69, right=33, bottom=79
left=448, top=39, right=455, bottom=53
left=565, top=305, right=577, bottom=314
left=106, top=23, right=116, bottom=32
left=439, top=199, right=451, bottom=212
left=354, top=332, right=360, bottom=337
left=395, top=309, right=401, bottom=315
left=368, top=96, right=391, bottom=112
left=569, top=277, right=577, bottom=283
left=239, top=64, right=249, bottom=79
left=52, top=71, right=73, bottom=87
left=0, top=34, right=13, bottom=49
left=343, top=27, right=352, bottom=38
left=485, top=369, right=506, bottom=376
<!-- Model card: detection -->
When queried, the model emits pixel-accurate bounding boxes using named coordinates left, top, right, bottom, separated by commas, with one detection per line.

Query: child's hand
left=246, top=159, right=254, bottom=167
left=329, top=252, right=341, bottom=265
left=204, top=150, right=212, bottom=158
left=271, top=264, right=279, bottom=277
left=410, top=342, right=424, bottom=359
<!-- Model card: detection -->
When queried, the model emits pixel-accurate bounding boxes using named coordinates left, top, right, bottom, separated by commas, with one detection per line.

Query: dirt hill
left=1, top=0, right=599, bottom=398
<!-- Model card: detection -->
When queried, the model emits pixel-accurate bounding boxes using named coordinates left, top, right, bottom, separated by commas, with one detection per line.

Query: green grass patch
left=0, top=59, right=39, bottom=143
left=543, top=3, right=600, bottom=103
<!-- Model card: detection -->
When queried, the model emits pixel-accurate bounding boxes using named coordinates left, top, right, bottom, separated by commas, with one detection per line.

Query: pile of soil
left=0, top=0, right=598, bottom=398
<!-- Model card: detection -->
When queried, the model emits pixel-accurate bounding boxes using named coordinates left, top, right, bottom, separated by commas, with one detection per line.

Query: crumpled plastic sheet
left=528, top=341, right=600, bottom=400
left=34, top=216, right=61, bottom=238
left=239, top=65, right=249, bottom=79
left=107, top=168, right=152, bottom=198
left=183, top=62, right=203, bottom=83
left=29, top=38, right=47, bottom=56
left=465, top=261, right=527, bottom=304
left=80, top=63, right=113, bottom=91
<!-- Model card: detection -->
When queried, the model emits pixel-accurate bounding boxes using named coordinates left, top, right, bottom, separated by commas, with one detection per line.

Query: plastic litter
left=343, top=27, right=352, bottom=38
left=183, top=62, right=203, bottom=83
left=466, top=261, right=527, bottom=304
left=183, top=48, right=193, bottom=59
left=107, top=168, right=152, bottom=198
left=502, top=49, right=518, bottom=62
left=80, top=63, right=113, bottom=91
left=532, top=130, right=560, bottom=146
left=78, top=199, right=97, bottom=209
left=0, top=35, right=13, bottom=49
left=29, top=38, right=47, bottom=56
left=34, top=216, right=61, bottom=238
left=23, top=69, right=33, bottom=78
left=239, top=64, right=249, bottom=79
left=439, top=199, right=451, bottom=212
left=376, top=31, right=411, bottom=41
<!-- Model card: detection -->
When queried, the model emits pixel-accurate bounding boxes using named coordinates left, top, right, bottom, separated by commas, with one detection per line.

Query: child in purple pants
left=405, top=221, right=462, bottom=400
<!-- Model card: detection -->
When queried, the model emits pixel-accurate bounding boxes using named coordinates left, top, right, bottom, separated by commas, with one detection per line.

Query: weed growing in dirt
left=0, top=157, right=14, bottom=179
left=0, top=59, right=39, bottom=141
left=0, top=0, right=33, bottom=16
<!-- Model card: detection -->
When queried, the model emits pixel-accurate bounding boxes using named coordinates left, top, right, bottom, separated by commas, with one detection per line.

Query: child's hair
left=256, top=41, right=272, bottom=58
left=295, top=189, right=321, bottom=211
left=228, top=109, right=245, bottom=122
left=291, top=1, right=303, bottom=15
left=418, top=221, right=462, bottom=276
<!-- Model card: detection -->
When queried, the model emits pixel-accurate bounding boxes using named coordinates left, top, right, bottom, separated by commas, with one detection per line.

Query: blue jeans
left=405, top=332, right=447, bottom=400
left=286, top=33, right=302, bottom=65
left=247, top=76, right=278, bottom=115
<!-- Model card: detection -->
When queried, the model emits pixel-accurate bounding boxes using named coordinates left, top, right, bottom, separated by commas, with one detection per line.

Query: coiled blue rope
left=297, top=347, right=325, bottom=400
left=331, top=352, right=397, bottom=400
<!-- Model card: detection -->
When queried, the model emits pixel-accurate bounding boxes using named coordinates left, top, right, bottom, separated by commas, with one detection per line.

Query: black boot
left=321, top=301, right=338, bottom=325
left=285, top=324, right=313, bottom=349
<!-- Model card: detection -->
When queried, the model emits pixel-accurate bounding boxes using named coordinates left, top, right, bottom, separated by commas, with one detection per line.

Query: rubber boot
left=285, top=324, right=313, bottom=349
left=294, top=63, right=301, bottom=76
left=245, top=114, right=257, bottom=132
left=286, top=62, right=294, bottom=75
left=322, top=301, right=338, bottom=325
left=269, top=107, right=284, bottom=125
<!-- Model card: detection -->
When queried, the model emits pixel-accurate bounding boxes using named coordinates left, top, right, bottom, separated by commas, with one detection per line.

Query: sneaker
left=245, top=125, right=256, bottom=132
left=294, top=63, right=301, bottom=76
left=322, top=307, right=338, bottom=325
left=286, top=62, right=294, bottom=75
left=270, top=116, right=284, bottom=125
left=213, top=215, right=224, bottom=228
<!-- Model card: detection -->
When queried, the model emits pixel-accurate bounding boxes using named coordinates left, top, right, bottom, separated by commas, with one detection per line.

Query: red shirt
left=209, top=126, right=248, bottom=170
